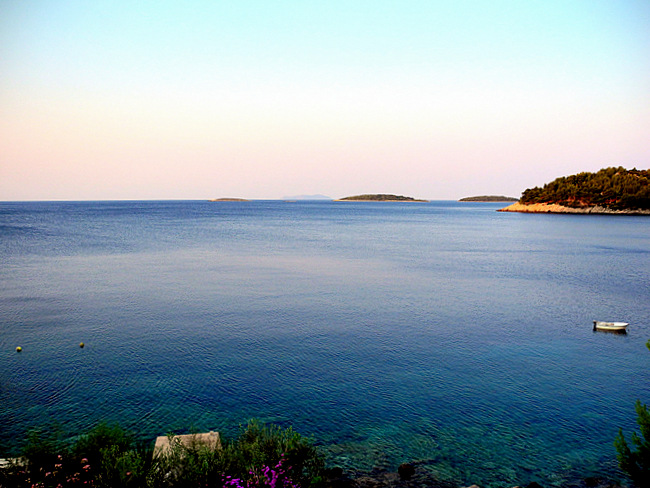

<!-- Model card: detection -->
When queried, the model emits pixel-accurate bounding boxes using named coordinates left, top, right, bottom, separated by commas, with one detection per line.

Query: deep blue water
left=1, top=200, right=649, bottom=487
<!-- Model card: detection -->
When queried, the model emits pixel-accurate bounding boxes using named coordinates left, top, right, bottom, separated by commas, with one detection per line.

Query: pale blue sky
left=1, top=1, right=648, bottom=200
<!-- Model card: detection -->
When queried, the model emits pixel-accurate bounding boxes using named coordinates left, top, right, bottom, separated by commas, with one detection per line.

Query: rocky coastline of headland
left=498, top=202, right=650, bottom=215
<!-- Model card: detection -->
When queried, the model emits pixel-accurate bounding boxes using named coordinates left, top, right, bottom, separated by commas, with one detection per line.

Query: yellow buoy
left=79, top=342, right=85, bottom=348
left=16, top=346, right=22, bottom=352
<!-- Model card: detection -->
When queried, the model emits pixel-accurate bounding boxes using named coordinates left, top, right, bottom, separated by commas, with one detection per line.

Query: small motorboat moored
left=593, top=320, right=629, bottom=331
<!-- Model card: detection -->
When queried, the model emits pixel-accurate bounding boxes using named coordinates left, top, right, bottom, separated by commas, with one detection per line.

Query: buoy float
left=16, top=346, right=22, bottom=352
left=79, top=342, right=85, bottom=348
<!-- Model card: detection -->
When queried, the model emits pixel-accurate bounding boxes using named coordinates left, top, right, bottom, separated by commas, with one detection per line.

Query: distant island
left=499, top=167, right=650, bottom=215
left=459, top=196, right=518, bottom=202
left=209, top=198, right=249, bottom=202
left=283, top=194, right=332, bottom=201
left=336, top=194, right=428, bottom=202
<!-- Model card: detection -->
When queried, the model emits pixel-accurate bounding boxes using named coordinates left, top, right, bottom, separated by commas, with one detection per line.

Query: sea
left=1, top=200, right=649, bottom=487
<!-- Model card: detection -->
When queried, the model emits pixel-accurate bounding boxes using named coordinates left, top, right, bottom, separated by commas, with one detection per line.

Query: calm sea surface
left=1, top=200, right=649, bottom=487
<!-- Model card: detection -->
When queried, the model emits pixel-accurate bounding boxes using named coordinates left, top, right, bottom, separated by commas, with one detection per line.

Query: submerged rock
left=398, top=463, right=415, bottom=480
left=345, top=463, right=457, bottom=488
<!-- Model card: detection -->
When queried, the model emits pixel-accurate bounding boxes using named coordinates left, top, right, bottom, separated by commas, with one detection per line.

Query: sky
left=1, top=0, right=649, bottom=201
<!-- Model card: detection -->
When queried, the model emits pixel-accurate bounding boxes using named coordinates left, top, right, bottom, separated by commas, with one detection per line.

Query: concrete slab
left=154, top=431, right=221, bottom=457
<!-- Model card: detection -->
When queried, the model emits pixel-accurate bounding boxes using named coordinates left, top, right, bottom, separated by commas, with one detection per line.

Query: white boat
left=593, top=320, right=629, bottom=331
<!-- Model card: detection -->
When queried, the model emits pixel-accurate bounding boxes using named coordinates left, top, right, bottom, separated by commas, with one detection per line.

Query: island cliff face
left=500, top=167, right=649, bottom=215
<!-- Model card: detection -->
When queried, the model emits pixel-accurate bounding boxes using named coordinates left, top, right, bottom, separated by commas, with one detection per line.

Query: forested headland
left=518, top=167, right=649, bottom=210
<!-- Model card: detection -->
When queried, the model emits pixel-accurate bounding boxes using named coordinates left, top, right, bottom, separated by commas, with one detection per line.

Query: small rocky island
left=499, top=167, right=650, bottom=215
left=337, top=194, right=428, bottom=202
left=459, top=196, right=518, bottom=202
left=209, top=198, right=250, bottom=202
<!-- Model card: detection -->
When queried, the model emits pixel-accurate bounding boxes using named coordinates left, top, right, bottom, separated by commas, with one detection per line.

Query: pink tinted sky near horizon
left=0, top=0, right=648, bottom=201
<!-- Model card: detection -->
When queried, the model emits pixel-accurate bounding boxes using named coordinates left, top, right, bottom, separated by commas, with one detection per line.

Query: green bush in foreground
left=0, top=421, right=150, bottom=487
left=614, top=401, right=650, bottom=487
left=151, top=420, right=324, bottom=487
left=614, top=341, right=650, bottom=487
left=1, top=420, right=325, bottom=488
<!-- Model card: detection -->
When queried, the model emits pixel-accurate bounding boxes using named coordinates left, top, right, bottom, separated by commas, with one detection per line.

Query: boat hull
left=593, top=321, right=629, bottom=331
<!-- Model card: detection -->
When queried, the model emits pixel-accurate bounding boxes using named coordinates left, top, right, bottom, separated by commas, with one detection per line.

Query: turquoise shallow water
left=1, top=200, right=649, bottom=487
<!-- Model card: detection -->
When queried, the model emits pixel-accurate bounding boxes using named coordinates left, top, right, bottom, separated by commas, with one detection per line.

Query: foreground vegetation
left=3, top=408, right=649, bottom=487
left=0, top=420, right=325, bottom=488
left=614, top=340, right=650, bottom=487
left=520, top=167, right=650, bottom=210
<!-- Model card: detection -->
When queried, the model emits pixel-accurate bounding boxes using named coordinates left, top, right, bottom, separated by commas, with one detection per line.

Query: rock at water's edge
left=498, top=202, right=650, bottom=215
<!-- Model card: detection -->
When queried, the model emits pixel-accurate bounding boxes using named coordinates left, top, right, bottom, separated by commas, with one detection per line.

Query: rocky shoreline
left=498, top=202, right=650, bottom=215
left=0, top=458, right=624, bottom=488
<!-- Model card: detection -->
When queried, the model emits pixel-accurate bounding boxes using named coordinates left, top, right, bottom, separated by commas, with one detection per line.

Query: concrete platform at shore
left=154, top=431, right=221, bottom=456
